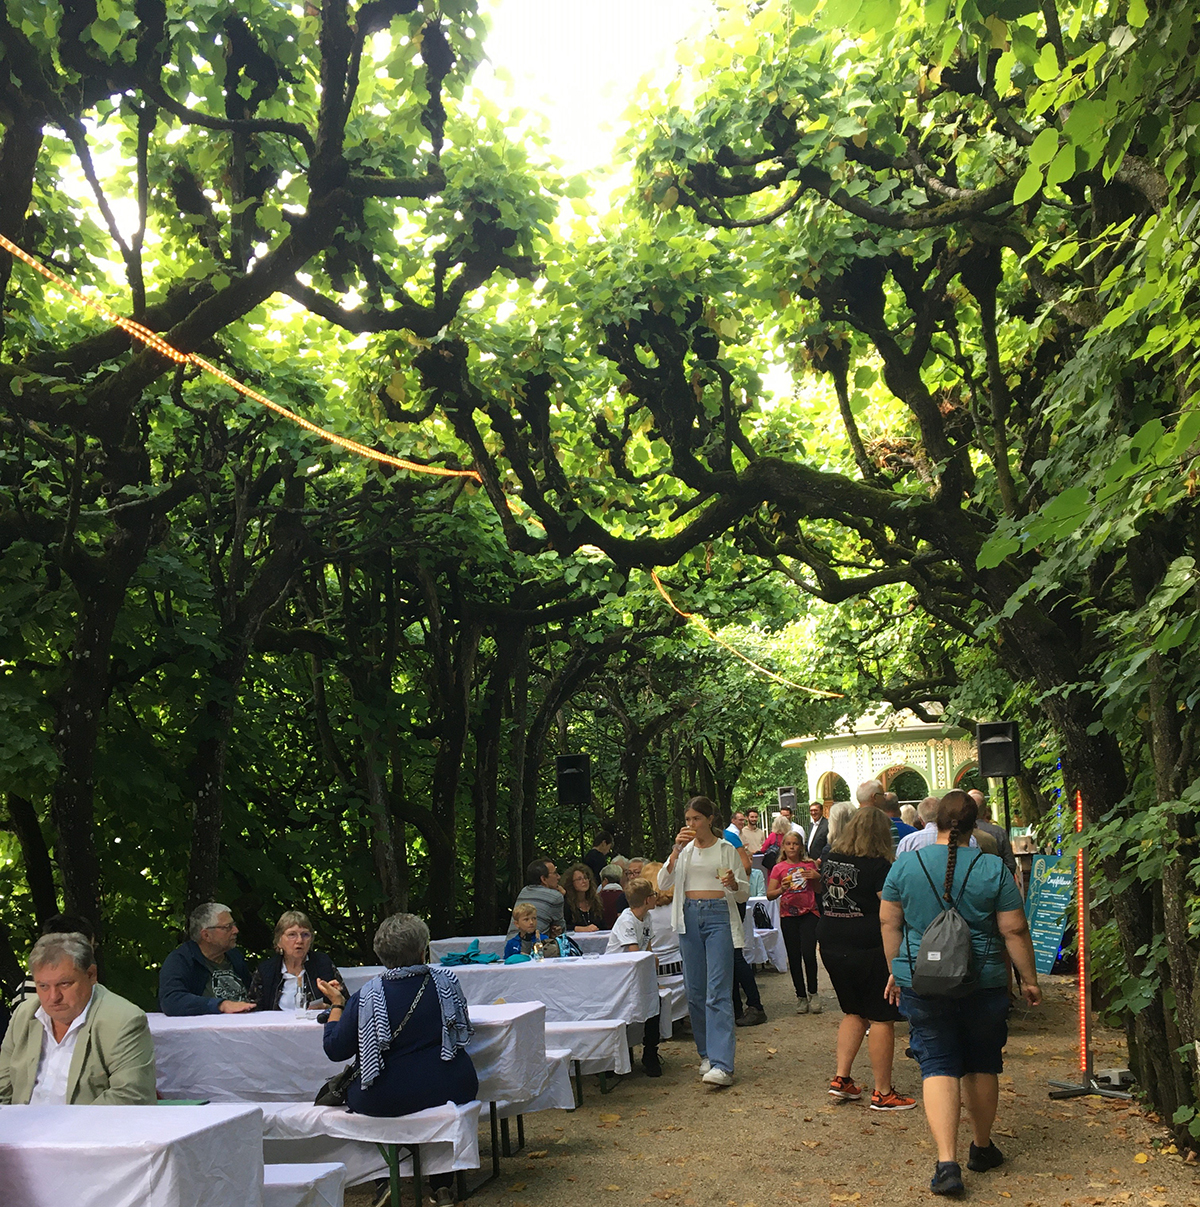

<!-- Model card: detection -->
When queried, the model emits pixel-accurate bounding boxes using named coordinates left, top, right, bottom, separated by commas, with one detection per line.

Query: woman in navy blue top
left=319, top=914, right=477, bottom=1120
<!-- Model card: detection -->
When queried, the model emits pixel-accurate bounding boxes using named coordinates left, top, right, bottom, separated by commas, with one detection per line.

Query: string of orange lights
left=650, top=570, right=843, bottom=697
left=0, top=232, right=480, bottom=482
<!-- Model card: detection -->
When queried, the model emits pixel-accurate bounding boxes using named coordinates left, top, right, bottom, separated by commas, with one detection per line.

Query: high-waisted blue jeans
left=679, top=897, right=737, bottom=1073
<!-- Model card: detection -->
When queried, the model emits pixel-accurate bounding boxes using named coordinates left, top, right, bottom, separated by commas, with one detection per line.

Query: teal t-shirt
left=882, top=846, right=1022, bottom=989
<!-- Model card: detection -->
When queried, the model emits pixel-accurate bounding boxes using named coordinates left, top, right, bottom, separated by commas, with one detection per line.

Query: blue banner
left=1024, top=854, right=1074, bottom=975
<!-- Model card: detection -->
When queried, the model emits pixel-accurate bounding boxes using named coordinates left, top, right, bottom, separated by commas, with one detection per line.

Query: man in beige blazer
left=0, top=932, right=156, bottom=1105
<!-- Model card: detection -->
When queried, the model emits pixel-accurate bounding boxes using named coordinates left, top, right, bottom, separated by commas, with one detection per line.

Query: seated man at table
left=0, top=933, right=156, bottom=1104
left=505, top=860, right=566, bottom=938
left=9, top=913, right=96, bottom=1011
left=158, top=902, right=255, bottom=1016
left=604, top=878, right=662, bottom=1077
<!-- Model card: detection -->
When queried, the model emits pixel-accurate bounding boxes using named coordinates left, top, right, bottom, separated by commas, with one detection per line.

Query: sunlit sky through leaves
left=478, top=0, right=708, bottom=177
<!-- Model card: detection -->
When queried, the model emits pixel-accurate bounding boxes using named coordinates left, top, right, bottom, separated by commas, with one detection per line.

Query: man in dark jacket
left=158, top=903, right=254, bottom=1016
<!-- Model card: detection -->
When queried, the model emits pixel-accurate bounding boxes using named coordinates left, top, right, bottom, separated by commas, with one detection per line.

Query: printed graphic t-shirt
left=816, top=853, right=892, bottom=949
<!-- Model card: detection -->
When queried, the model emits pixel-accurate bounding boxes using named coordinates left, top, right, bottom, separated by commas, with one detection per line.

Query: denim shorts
left=899, top=986, right=1010, bottom=1079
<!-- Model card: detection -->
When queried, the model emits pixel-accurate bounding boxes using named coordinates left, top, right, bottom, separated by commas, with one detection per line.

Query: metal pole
left=1002, top=776, right=1011, bottom=841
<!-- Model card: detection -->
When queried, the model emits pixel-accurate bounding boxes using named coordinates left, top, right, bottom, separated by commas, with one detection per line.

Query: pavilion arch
left=781, top=710, right=973, bottom=806
left=879, top=764, right=929, bottom=803
left=816, top=771, right=850, bottom=806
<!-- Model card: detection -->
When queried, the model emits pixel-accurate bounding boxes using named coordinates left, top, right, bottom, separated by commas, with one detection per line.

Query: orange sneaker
left=828, top=1075, right=862, bottom=1100
left=869, top=1087, right=917, bottom=1111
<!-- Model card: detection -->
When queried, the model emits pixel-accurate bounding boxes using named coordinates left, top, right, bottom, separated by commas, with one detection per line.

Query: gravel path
left=347, top=968, right=1199, bottom=1206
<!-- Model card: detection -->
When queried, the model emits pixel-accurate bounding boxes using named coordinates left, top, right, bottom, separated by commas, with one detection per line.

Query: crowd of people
left=0, top=779, right=1039, bottom=1202
left=503, top=782, right=1039, bottom=1198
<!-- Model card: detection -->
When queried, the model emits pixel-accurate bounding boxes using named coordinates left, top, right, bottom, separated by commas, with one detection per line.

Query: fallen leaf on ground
left=1133, top=1153, right=1149, bottom=1164
left=599, top=1113, right=620, bottom=1122
left=507, top=1184, right=526, bottom=1192
left=527, top=1151, right=548, bottom=1159
left=603, top=1186, right=621, bottom=1192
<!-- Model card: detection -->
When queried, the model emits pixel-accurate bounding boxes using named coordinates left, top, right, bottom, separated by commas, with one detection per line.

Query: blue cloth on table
left=438, top=939, right=501, bottom=966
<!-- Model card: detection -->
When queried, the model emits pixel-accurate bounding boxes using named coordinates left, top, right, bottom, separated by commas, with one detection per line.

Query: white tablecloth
left=0, top=1104, right=263, bottom=1207
left=742, top=896, right=788, bottom=971
left=150, top=1001, right=546, bottom=1106
left=448, top=951, right=660, bottom=1025
left=263, top=1162, right=345, bottom=1207
left=467, top=1002, right=549, bottom=1103
left=149, top=1012, right=341, bottom=1103
left=426, top=931, right=611, bottom=964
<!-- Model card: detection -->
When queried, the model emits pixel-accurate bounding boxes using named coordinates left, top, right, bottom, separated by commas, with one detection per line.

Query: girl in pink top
left=767, top=831, right=822, bottom=1013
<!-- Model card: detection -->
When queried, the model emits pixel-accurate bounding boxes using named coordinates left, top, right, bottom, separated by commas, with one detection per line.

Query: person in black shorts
left=817, top=807, right=916, bottom=1112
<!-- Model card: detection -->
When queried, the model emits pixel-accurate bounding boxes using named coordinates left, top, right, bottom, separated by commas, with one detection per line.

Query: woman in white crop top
left=657, top=796, right=749, bottom=1087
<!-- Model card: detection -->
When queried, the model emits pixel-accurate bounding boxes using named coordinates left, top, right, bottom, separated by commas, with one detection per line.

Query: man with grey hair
left=896, top=793, right=979, bottom=856
left=0, top=933, right=156, bottom=1104
left=158, top=902, right=254, bottom=1016
left=856, top=779, right=885, bottom=808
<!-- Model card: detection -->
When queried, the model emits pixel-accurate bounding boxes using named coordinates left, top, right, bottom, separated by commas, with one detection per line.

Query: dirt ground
left=347, top=968, right=1200, bottom=1206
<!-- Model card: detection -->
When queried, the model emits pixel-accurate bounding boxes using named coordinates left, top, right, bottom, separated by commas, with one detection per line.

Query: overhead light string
left=650, top=569, right=843, bottom=697
left=0, top=232, right=480, bottom=481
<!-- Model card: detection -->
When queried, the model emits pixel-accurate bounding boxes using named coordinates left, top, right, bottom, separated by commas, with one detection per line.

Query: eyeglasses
left=207, top=923, right=236, bottom=931
left=281, top=931, right=313, bottom=941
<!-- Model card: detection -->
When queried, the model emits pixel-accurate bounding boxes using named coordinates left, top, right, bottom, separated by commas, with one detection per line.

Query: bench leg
left=500, top=1116, right=512, bottom=1158
left=516, top=1115, right=525, bottom=1151
left=572, top=1059, right=583, bottom=1107
left=377, top=1143, right=403, bottom=1207
left=489, top=1102, right=500, bottom=1178
left=598, top=1070, right=611, bottom=1094
left=411, top=1144, right=423, bottom=1207
left=457, top=1171, right=467, bottom=1202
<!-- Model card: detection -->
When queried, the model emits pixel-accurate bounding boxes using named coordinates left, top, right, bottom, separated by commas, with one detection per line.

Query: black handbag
left=314, top=973, right=430, bottom=1106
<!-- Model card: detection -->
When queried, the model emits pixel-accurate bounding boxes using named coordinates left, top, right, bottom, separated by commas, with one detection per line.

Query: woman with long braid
left=880, top=790, right=1041, bottom=1197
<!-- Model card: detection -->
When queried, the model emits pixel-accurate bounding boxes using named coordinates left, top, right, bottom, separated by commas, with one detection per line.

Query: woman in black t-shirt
left=817, top=807, right=915, bottom=1112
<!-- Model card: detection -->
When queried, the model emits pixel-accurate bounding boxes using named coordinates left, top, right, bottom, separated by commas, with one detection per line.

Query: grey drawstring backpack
left=906, top=850, right=993, bottom=998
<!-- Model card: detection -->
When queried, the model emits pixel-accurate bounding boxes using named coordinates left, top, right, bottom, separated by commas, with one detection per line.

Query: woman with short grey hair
left=372, top=913, right=430, bottom=969
left=318, top=913, right=476, bottom=1207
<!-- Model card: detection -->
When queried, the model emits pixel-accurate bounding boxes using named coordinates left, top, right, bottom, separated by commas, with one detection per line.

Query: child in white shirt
left=606, top=878, right=662, bottom=1077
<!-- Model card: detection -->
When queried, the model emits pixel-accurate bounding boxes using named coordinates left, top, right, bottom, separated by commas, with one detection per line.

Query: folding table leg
left=500, top=1116, right=512, bottom=1158
left=516, top=1115, right=525, bottom=1151
left=598, top=1071, right=611, bottom=1094
left=411, top=1144, right=423, bottom=1207
left=572, top=1060, right=583, bottom=1107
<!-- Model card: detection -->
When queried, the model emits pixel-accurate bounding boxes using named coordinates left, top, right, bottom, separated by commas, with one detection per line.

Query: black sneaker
left=967, top=1142, right=1004, bottom=1172
left=930, top=1161, right=964, bottom=1196
left=642, top=1052, right=663, bottom=1078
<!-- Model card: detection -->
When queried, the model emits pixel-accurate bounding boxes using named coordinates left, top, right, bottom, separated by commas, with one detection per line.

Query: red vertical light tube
left=1075, top=789, right=1087, bottom=1073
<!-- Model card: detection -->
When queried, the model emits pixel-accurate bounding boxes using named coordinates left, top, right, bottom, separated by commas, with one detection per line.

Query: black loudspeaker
left=556, top=754, right=591, bottom=806
left=777, top=786, right=797, bottom=811
left=976, top=722, right=1020, bottom=778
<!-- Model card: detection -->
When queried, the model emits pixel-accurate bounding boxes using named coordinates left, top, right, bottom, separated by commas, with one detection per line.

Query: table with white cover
left=741, top=895, right=788, bottom=972
left=448, top=951, right=660, bottom=1025
left=0, top=1103, right=263, bottom=1207
left=426, top=930, right=611, bottom=965
left=149, top=1001, right=549, bottom=1107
